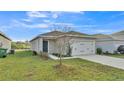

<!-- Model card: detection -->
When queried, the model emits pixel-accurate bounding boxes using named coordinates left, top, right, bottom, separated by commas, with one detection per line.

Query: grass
left=107, top=54, right=124, bottom=59
left=0, top=51, right=124, bottom=80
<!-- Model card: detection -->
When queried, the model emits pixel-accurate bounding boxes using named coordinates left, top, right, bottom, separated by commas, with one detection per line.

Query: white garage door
left=71, top=41, right=95, bottom=56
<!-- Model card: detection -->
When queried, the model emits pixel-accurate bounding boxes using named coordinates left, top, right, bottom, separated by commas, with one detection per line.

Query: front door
left=43, top=41, right=48, bottom=52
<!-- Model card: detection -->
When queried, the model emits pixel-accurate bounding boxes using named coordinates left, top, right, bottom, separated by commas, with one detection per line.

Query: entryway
left=43, top=41, right=48, bottom=52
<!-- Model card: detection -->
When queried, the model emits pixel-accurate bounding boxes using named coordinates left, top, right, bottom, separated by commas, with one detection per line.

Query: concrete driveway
left=76, top=55, right=124, bottom=70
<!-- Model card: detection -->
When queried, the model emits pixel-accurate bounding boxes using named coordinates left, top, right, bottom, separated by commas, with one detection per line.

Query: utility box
left=0, top=48, right=7, bottom=58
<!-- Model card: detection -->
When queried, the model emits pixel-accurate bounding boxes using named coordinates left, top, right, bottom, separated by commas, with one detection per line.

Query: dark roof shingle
left=0, top=31, right=11, bottom=41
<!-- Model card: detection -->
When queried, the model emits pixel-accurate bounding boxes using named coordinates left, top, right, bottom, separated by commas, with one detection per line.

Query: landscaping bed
left=52, top=53, right=71, bottom=57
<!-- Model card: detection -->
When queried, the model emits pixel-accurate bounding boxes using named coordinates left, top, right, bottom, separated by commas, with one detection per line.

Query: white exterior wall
left=71, top=38, right=96, bottom=56
left=96, top=40, right=116, bottom=53
left=30, top=38, right=43, bottom=53
left=38, top=38, right=43, bottom=52
left=0, top=35, right=11, bottom=52
left=48, top=40, right=57, bottom=54
left=55, top=37, right=96, bottom=56
left=30, top=36, right=96, bottom=56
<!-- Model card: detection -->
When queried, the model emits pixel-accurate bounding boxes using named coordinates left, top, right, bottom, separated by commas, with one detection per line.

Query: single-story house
left=94, top=32, right=124, bottom=53
left=30, top=30, right=124, bottom=56
left=30, top=31, right=96, bottom=56
left=0, top=31, right=11, bottom=52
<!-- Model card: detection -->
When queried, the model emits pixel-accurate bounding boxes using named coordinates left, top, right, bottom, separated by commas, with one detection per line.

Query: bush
left=105, top=51, right=109, bottom=55
left=96, top=48, right=102, bottom=55
left=32, top=51, right=37, bottom=56
left=9, top=49, right=15, bottom=54
left=52, top=53, right=70, bottom=57
left=114, top=51, right=118, bottom=54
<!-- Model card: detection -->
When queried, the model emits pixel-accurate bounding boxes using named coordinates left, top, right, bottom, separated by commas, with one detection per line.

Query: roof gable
left=40, top=31, right=65, bottom=36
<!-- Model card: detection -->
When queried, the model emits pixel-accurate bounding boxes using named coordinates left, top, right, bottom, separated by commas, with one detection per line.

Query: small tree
left=96, top=48, right=102, bottom=55
left=56, top=37, right=66, bottom=65
left=52, top=24, right=74, bottom=66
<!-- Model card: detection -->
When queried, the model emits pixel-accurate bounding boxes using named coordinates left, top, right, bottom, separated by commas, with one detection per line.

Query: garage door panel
left=72, top=41, right=95, bottom=56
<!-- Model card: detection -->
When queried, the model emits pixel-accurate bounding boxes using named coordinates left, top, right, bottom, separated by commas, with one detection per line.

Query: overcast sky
left=0, top=11, right=124, bottom=41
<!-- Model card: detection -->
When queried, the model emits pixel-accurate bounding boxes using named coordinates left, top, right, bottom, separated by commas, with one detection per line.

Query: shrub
left=9, top=49, right=15, bottom=54
left=96, top=48, right=102, bottom=55
left=52, top=53, right=70, bottom=57
left=104, top=51, right=109, bottom=55
left=113, top=51, right=118, bottom=54
left=32, top=51, right=37, bottom=56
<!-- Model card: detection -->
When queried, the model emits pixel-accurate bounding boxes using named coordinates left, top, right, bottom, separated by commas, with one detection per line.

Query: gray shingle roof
left=40, top=31, right=64, bottom=36
left=30, top=30, right=94, bottom=41
left=93, top=33, right=124, bottom=41
left=0, top=31, right=11, bottom=41
left=92, top=34, right=113, bottom=39
left=112, top=30, right=124, bottom=35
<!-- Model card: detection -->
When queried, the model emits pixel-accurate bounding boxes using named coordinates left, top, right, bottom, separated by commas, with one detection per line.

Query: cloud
left=0, top=25, right=12, bottom=32
left=50, top=11, right=84, bottom=19
left=27, top=11, right=48, bottom=18
left=111, top=12, right=124, bottom=18
left=21, top=18, right=32, bottom=22
left=50, top=23, right=98, bottom=29
left=71, top=25, right=98, bottom=28
left=26, top=11, right=85, bottom=20
left=66, top=11, right=84, bottom=14
left=91, top=29, right=114, bottom=34
left=52, top=13, right=58, bottom=19
left=12, top=20, right=49, bottom=29
left=43, top=19, right=50, bottom=23
left=50, top=22, right=74, bottom=27
left=50, top=12, right=61, bottom=19
left=32, top=24, right=49, bottom=28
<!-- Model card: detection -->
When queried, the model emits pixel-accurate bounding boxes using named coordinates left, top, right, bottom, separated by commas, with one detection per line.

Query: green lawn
left=107, top=54, right=124, bottom=59
left=0, top=51, right=124, bottom=80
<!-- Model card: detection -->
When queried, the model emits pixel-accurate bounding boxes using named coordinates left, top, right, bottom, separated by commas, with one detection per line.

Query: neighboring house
left=30, top=31, right=96, bottom=56
left=94, top=32, right=124, bottom=53
left=0, top=31, right=11, bottom=52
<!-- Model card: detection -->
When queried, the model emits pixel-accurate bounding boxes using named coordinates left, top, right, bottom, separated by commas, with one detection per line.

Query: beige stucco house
left=30, top=31, right=96, bottom=56
left=0, top=32, right=11, bottom=52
